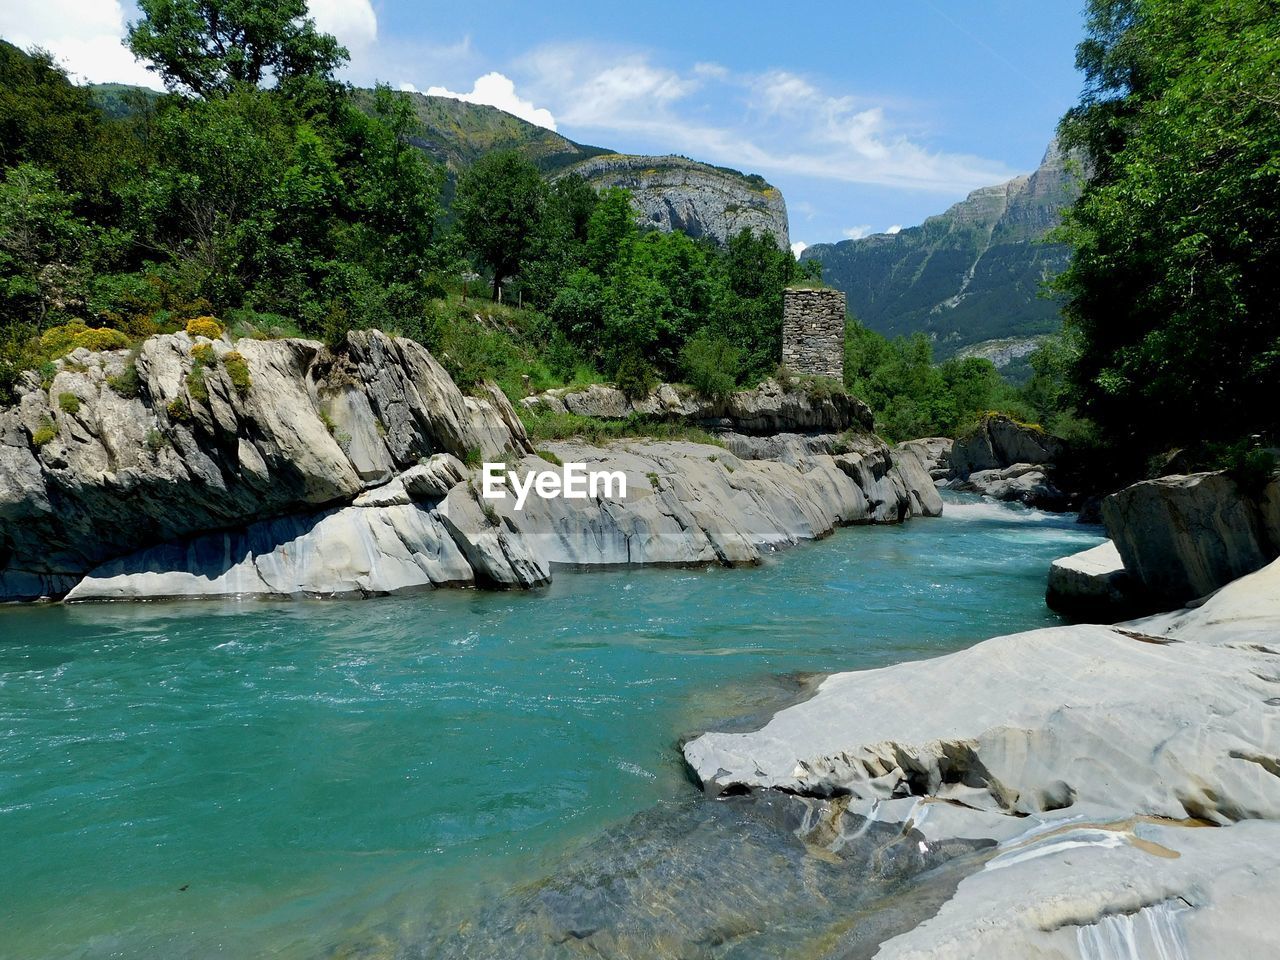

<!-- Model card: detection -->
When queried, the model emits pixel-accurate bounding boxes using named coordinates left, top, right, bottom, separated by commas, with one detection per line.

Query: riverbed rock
left=949, top=415, right=1064, bottom=478
left=896, top=437, right=953, bottom=481
left=684, top=557, right=1280, bottom=959
left=65, top=436, right=942, bottom=600
left=955, top=463, right=1068, bottom=510
left=521, top=377, right=874, bottom=436
left=946, top=415, right=1069, bottom=510
left=1045, top=539, right=1136, bottom=620
left=1102, top=471, right=1280, bottom=605
left=0, top=330, right=530, bottom=599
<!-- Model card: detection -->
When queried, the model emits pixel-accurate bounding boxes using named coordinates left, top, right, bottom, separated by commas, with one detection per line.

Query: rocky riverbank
left=684, top=556, right=1280, bottom=957
left=0, top=330, right=940, bottom=602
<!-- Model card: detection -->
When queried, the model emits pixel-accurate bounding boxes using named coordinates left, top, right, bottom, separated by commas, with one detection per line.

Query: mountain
left=558, top=154, right=789, bottom=250
left=377, top=90, right=611, bottom=176
left=801, top=141, right=1081, bottom=358
left=367, top=91, right=787, bottom=246
left=85, top=82, right=787, bottom=247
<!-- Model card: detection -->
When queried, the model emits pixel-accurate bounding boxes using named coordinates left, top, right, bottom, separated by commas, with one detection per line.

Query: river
left=0, top=494, right=1103, bottom=959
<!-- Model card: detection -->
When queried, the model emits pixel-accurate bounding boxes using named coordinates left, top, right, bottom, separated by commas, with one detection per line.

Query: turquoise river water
left=0, top=495, right=1103, bottom=959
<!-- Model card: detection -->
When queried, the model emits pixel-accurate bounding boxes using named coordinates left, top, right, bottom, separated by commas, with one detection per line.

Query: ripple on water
left=0, top=493, right=1102, bottom=959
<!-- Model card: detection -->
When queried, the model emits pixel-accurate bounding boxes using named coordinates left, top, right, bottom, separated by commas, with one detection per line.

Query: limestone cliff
left=558, top=154, right=790, bottom=249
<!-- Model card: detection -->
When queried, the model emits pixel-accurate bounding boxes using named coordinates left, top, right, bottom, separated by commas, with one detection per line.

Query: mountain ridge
left=802, top=141, right=1081, bottom=357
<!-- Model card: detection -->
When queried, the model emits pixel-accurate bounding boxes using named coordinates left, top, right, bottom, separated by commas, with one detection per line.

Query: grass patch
left=57, top=392, right=80, bottom=414
left=31, top=418, right=56, bottom=447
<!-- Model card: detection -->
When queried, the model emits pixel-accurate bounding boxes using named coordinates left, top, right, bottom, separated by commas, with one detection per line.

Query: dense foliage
left=0, top=0, right=1050, bottom=448
left=1055, top=0, right=1280, bottom=468
left=842, top=321, right=1067, bottom=443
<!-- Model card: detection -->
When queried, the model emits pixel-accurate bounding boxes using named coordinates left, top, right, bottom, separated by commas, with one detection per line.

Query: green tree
left=0, top=42, right=119, bottom=206
left=0, top=164, right=92, bottom=326
left=453, top=151, right=546, bottom=300
left=127, top=0, right=348, bottom=97
left=1054, top=0, right=1280, bottom=463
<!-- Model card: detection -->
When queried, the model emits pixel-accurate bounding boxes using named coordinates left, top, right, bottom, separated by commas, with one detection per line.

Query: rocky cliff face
left=0, top=331, right=938, bottom=602
left=559, top=154, right=790, bottom=249
left=802, top=140, right=1081, bottom=356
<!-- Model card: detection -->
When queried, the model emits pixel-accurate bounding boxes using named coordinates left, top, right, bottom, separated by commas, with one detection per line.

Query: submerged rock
left=384, top=792, right=988, bottom=960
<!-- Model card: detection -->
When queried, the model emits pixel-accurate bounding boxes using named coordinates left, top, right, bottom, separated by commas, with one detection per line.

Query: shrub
left=167, top=396, right=190, bottom=421
left=186, top=367, right=208, bottom=403
left=190, top=342, right=215, bottom=366
left=57, top=392, right=80, bottom=414
left=223, top=351, right=251, bottom=396
left=185, top=316, right=224, bottom=340
left=38, top=321, right=129, bottom=360
left=614, top=353, right=657, bottom=400
left=31, top=415, right=57, bottom=446
left=145, top=428, right=168, bottom=452
left=798, top=375, right=845, bottom=402
left=682, top=331, right=742, bottom=401
left=107, top=350, right=142, bottom=398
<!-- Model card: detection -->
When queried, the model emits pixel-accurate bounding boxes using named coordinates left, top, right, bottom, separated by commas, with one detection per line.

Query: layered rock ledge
left=0, top=332, right=940, bottom=601
left=684, top=557, right=1280, bottom=957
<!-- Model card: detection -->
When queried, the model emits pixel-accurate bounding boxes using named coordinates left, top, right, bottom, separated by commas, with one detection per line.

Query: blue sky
left=1, top=1, right=1087, bottom=249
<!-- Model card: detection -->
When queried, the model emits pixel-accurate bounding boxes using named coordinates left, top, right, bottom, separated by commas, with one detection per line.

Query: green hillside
left=357, top=89, right=611, bottom=176
left=802, top=141, right=1082, bottom=357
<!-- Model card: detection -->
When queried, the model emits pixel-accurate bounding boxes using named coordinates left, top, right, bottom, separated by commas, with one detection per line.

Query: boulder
left=1103, top=471, right=1280, bottom=605
left=950, top=415, right=1064, bottom=478
left=955, top=463, right=1068, bottom=510
left=0, top=330, right=529, bottom=597
left=1045, top=540, right=1136, bottom=619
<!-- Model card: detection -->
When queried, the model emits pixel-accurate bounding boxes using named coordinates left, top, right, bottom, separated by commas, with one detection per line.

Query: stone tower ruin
left=782, top=287, right=845, bottom=381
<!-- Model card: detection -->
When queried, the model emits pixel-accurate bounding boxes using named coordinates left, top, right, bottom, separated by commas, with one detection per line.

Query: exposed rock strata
left=559, top=153, right=789, bottom=249
left=521, top=377, right=873, bottom=435
left=0, top=332, right=940, bottom=601
left=67, top=438, right=942, bottom=600
left=684, top=557, right=1280, bottom=958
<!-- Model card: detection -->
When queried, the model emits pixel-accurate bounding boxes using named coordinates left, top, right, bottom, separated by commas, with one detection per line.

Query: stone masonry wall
left=782, top=287, right=845, bottom=381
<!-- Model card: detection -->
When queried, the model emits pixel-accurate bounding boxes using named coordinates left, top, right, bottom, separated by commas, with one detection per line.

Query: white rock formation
left=684, top=558, right=1280, bottom=958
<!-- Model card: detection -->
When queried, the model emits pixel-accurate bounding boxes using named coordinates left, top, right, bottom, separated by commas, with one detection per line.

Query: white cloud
left=519, top=47, right=1015, bottom=194
left=885, top=224, right=903, bottom=234
left=308, top=0, right=377, bottom=53
left=790, top=241, right=809, bottom=257
left=842, top=225, right=873, bottom=240
left=399, top=82, right=418, bottom=92
left=426, top=72, right=557, bottom=130
left=0, top=0, right=161, bottom=88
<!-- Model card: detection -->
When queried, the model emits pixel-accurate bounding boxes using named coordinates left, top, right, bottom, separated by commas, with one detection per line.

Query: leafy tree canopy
left=127, top=0, right=348, bottom=96
left=1055, top=0, right=1280, bottom=466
